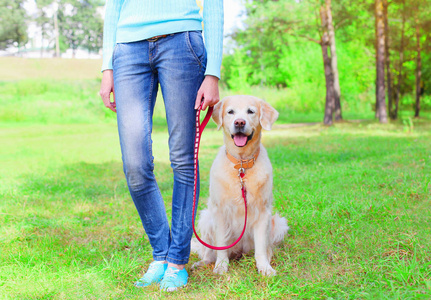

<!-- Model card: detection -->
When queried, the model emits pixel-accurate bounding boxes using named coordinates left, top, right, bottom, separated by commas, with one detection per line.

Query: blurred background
left=2, top=0, right=430, bottom=125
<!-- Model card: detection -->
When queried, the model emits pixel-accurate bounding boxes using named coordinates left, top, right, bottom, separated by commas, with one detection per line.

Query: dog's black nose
left=234, top=119, right=246, bottom=128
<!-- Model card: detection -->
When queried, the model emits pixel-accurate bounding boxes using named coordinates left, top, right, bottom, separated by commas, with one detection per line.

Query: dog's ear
left=212, top=100, right=224, bottom=130
left=260, top=100, right=279, bottom=130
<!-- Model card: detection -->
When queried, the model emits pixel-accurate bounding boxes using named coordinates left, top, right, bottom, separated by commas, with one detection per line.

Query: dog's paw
left=213, top=262, right=229, bottom=275
left=258, top=265, right=276, bottom=276
left=191, top=260, right=210, bottom=271
left=213, top=265, right=228, bottom=275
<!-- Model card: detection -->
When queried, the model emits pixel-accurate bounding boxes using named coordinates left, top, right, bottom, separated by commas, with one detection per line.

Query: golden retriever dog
left=192, top=95, right=289, bottom=276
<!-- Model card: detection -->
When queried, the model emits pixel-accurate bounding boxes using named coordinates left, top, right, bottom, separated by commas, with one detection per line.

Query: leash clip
left=238, top=167, right=245, bottom=188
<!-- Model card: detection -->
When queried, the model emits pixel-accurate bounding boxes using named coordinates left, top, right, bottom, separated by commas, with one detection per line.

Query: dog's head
left=212, top=95, right=278, bottom=148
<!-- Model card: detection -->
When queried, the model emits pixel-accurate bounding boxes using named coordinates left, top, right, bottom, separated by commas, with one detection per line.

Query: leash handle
left=192, top=101, right=248, bottom=251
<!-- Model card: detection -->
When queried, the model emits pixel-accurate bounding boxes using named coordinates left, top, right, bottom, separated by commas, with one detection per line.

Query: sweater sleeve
left=203, top=0, right=224, bottom=79
left=101, top=0, right=124, bottom=72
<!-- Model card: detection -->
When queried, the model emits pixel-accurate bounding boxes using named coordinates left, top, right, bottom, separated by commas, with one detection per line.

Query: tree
left=58, top=0, right=103, bottom=57
left=35, top=0, right=103, bottom=56
left=229, top=0, right=343, bottom=125
left=412, top=0, right=431, bottom=118
left=0, top=0, right=28, bottom=49
left=375, top=0, right=388, bottom=123
left=384, top=0, right=394, bottom=119
left=414, top=18, right=422, bottom=118
left=325, top=0, right=342, bottom=121
left=388, top=0, right=431, bottom=119
left=393, top=0, right=406, bottom=119
left=320, top=4, right=336, bottom=125
left=35, top=0, right=62, bottom=57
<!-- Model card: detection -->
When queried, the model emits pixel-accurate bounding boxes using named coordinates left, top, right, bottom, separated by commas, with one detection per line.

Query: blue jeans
left=112, top=31, right=206, bottom=264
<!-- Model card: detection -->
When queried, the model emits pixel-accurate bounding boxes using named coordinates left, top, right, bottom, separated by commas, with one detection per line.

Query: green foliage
left=222, top=0, right=431, bottom=117
left=222, top=37, right=377, bottom=114
left=35, top=0, right=103, bottom=54
left=58, top=0, right=104, bottom=53
left=0, top=0, right=28, bottom=49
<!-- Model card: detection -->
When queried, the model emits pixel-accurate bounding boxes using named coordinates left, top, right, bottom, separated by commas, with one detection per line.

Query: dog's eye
left=247, top=109, right=255, bottom=115
left=227, top=109, right=234, bottom=115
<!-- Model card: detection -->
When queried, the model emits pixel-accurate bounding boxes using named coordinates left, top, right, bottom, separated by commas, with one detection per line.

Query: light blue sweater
left=102, top=0, right=224, bottom=78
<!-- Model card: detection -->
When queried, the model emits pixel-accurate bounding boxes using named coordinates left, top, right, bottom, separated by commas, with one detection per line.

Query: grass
left=1, top=120, right=430, bottom=299
left=1, top=57, right=431, bottom=299
left=1, top=57, right=103, bottom=81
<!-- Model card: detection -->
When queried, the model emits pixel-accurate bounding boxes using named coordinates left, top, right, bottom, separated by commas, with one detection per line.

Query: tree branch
left=295, top=34, right=321, bottom=44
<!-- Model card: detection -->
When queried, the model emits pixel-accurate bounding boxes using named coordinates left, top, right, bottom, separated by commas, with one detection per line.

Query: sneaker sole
left=163, top=283, right=187, bottom=292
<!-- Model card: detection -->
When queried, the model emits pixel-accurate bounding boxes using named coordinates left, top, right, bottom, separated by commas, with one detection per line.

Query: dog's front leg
left=213, top=217, right=230, bottom=274
left=254, top=212, right=276, bottom=276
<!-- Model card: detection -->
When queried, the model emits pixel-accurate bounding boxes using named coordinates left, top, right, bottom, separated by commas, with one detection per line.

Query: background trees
left=222, top=0, right=431, bottom=123
left=57, top=0, right=103, bottom=57
left=0, top=0, right=28, bottom=49
left=5, top=0, right=431, bottom=124
left=33, top=0, right=103, bottom=57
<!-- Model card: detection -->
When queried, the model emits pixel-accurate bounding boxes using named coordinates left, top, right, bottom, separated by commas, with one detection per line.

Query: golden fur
left=191, top=95, right=289, bottom=276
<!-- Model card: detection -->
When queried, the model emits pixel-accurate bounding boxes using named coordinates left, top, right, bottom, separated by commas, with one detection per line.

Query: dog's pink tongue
left=234, top=134, right=248, bottom=147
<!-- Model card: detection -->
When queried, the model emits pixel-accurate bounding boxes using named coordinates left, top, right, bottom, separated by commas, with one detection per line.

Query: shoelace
left=163, top=268, right=179, bottom=280
left=142, top=263, right=161, bottom=279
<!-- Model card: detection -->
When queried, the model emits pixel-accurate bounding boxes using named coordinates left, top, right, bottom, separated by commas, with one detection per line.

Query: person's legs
left=113, top=31, right=207, bottom=290
left=155, top=31, right=207, bottom=267
left=113, top=40, right=171, bottom=262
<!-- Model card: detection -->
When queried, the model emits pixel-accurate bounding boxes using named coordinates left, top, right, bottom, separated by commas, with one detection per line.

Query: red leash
left=192, top=102, right=248, bottom=250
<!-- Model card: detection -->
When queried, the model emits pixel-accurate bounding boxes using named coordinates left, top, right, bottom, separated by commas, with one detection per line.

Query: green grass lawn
left=1, top=58, right=430, bottom=299
left=1, top=119, right=430, bottom=299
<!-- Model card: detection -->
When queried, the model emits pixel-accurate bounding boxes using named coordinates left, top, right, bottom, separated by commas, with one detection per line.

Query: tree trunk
left=320, top=6, right=336, bottom=126
left=375, top=4, right=379, bottom=119
left=53, top=2, right=60, bottom=58
left=375, top=0, right=388, bottom=123
left=415, top=19, right=421, bottom=118
left=394, top=0, right=405, bottom=120
left=325, top=0, right=342, bottom=121
left=40, top=30, right=44, bottom=58
left=383, top=0, right=394, bottom=119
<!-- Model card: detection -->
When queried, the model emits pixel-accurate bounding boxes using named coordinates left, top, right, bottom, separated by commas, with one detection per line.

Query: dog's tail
left=271, top=213, right=289, bottom=245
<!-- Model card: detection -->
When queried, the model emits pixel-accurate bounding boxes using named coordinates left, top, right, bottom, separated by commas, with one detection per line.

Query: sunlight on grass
left=1, top=58, right=430, bottom=298
left=1, top=119, right=430, bottom=298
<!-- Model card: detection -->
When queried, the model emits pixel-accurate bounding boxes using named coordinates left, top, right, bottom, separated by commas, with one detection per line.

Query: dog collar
left=225, top=147, right=260, bottom=170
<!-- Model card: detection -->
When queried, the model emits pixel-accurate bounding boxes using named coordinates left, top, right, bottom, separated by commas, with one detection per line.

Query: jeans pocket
left=112, top=43, right=121, bottom=67
left=185, top=31, right=207, bottom=67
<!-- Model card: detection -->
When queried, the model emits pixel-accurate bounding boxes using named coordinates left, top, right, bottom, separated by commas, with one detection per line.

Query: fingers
left=195, top=89, right=204, bottom=110
left=196, top=75, right=220, bottom=111
left=107, top=101, right=117, bottom=113
left=100, top=70, right=117, bottom=113
left=100, top=88, right=117, bottom=113
left=202, top=97, right=219, bottom=111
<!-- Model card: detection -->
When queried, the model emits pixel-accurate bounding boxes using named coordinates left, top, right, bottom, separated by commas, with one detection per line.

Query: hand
left=99, top=70, right=116, bottom=113
left=195, top=75, right=220, bottom=111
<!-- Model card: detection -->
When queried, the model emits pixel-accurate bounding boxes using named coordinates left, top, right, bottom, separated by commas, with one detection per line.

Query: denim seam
left=112, top=43, right=119, bottom=67
left=154, top=255, right=167, bottom=261
left=147, top=73, right=155, bottom=173
left=147, top=71, right=168, bottom=261
left=185, top=31, right=203, bottom=67
left=167, top=256, right=189, bottom=264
